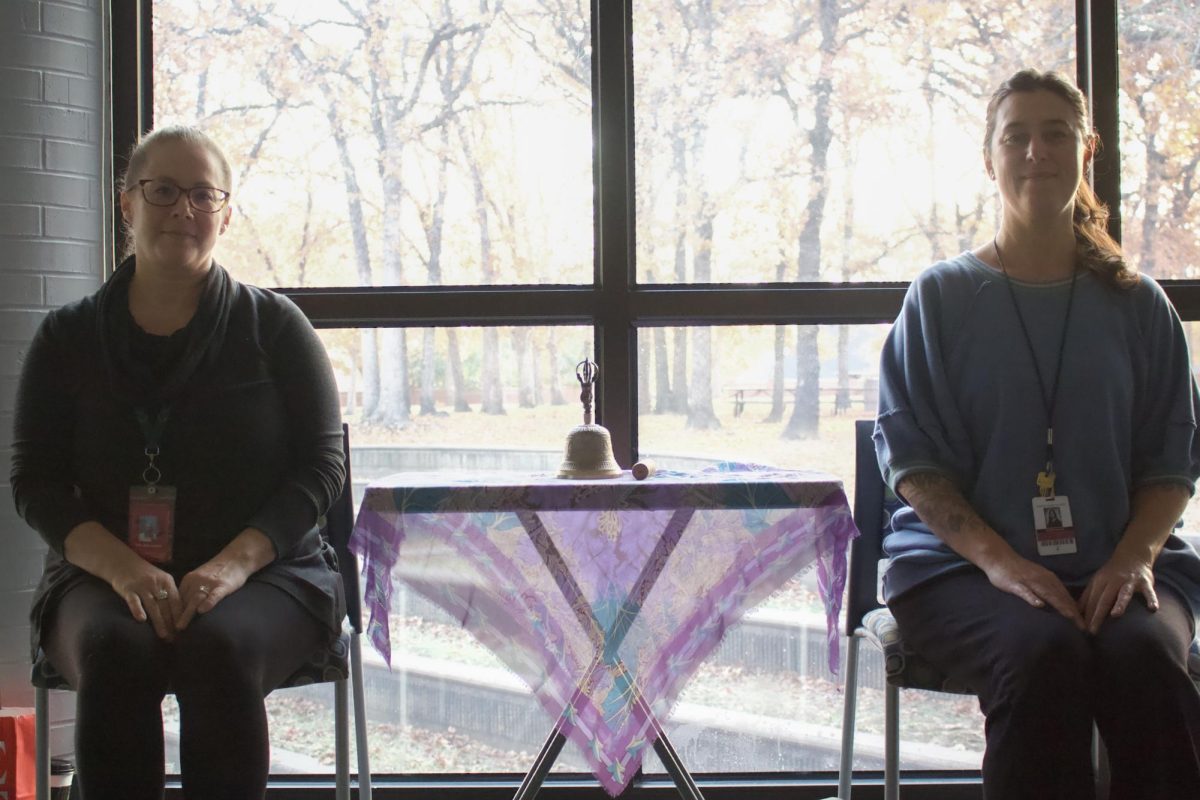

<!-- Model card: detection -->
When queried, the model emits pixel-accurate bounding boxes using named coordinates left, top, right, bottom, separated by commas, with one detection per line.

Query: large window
left=123, top=0, right=1200, bottom=795
left=1118, top=1, right=1200, bottom=279
left=633, top=1, right=1076, bottom=285
left=153, top=1, right=593, bottom=287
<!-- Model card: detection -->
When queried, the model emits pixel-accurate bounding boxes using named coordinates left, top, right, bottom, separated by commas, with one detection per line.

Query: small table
left=351, top=465, right=857, bottom=797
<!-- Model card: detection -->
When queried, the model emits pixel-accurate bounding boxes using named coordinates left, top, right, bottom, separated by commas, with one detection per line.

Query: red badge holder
left=128, top=484, right=175, bottom=563
left=127, top=415, right=175, bottom=563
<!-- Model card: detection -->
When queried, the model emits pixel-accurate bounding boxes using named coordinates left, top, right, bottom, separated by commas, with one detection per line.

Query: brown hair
left=984, top=69, right=1137, bottom=290
left=118, top=125, right=234, bottom=259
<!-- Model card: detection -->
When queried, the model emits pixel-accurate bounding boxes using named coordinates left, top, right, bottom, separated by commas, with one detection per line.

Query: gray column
left=0, top=0, right=107, bottom=757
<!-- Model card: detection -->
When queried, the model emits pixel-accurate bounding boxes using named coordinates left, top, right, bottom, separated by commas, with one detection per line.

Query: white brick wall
left=0, top=0, right=106, bottom=756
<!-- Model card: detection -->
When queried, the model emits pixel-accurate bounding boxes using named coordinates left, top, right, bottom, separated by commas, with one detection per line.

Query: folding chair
left=33, top=423, right=372, bottom=800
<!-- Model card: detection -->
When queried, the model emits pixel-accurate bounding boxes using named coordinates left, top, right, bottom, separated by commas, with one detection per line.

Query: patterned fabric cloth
left=350, top=466, right=857, bottom=796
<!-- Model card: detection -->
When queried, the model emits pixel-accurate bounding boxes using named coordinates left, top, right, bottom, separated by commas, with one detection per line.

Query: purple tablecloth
left=350, top=466, right=858, bottom=795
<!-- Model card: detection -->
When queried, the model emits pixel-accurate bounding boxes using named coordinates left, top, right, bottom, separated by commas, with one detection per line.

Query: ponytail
left=1073, top=179, right=1137, bottom=290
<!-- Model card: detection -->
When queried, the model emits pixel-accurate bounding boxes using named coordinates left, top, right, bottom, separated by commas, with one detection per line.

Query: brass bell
left=558, top=359, right=622, bottom=479
left=559, top=423, right=623, bottom=479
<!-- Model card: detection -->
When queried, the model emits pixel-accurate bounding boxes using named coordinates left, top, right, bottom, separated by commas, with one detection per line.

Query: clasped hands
left=112, top=556, right=251, bottom=641
left=985, top=546, right=1157, bottom=634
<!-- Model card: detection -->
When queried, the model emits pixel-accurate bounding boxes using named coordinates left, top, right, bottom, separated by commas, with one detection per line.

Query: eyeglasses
left=135, top=179, right=231, bottom=213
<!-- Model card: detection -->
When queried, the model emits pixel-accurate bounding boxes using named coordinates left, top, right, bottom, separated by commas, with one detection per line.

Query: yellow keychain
left=1036, top=470, right=1056, bottom=498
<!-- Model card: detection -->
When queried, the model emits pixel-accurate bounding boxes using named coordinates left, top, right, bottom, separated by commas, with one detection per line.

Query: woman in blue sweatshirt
left=876, top=70, right=1200, bottom=798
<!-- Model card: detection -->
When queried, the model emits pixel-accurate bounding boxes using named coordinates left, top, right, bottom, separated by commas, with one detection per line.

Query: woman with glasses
left=12, top=126, right=346, bottom=800
left=876, top=69, right=1200, bottom=798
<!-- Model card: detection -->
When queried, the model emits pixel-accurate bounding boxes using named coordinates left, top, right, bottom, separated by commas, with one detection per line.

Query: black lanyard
left=993, top=239, right=1078, bottom=497
left=133, top=406, right=170, bottom=488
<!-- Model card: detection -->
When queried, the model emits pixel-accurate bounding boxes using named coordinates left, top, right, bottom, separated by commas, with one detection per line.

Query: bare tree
left=778, top=0, right=866, bottom=439
left=1120, top=1, right=1200, bottom=278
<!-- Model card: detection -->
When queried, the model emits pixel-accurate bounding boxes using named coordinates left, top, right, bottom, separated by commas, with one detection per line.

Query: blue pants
left=43, top=575, right=327, bottom=800
left=889, top=568, right=1200, bottom=800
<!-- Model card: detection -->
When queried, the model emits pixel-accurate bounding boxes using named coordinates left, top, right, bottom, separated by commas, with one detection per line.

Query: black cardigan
left=12, top=259, right=347, bottom=655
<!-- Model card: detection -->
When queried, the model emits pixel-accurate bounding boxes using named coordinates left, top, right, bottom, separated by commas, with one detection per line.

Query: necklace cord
left=993, top=238, right=1078, bottom=471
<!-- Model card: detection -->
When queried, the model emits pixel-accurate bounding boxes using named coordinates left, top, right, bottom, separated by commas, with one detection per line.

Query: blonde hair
left=121, top=125, right=234, bottom=192
left=984, top=69, right=1137, bottom=290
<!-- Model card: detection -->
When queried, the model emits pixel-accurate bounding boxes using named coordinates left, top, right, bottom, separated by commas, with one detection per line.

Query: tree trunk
left=547, top=334, right=566, bottom=405
left=785, top=327, right=821, bottom=439
left=195, top=67, right=207, bottom=118
left=765, top=263, right=787, bottom=423
left=420, top=329, right=439, bottom=415
left=420, top=127, right=451, bottom=416
left=647, top=270, right=672, bottom=414
left=635, top=130, right=654, bottom=418
left=1139, top=109, right=1162, bottom=276
left=531, top=332, right=543, bottom=407
left=765, top=325, right=786, bottom=423
left=637, top=326, right=651, bottom=415
left=687, top=328, right=719, bottom=429
left=835, top=147, right=854, bottom=416
left=447, top=330, right=470, bottom=411
left=672, top=328, right=689, bottom=414
left=783, top=4, right=838, bottom=440
left=481, top=329, right=505, bottom=415
left=373, top=167, right=411, bottom=427
left=514, top=328, right=535, bottom=408
left=923, top=83, right=941, bottom=255
left=654, top=326, right=671, bottom=414
left=670, top=131, right=689, bottom=414
left=325, top=99, right=378, bottom=417
left=360, top=330, right=379, bottom=419
left=463, top=130, right=505, bottom=415
left=376, top=328, right=410, bottom=427
left=686, top=213, right=719, bottom=430
left=836, top=325, right=851, bottom=415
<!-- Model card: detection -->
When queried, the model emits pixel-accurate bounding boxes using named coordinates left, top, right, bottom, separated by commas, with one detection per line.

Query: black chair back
left=324, top=423, right=363, bottom=635
left=844, top=418, right=894, bottom=634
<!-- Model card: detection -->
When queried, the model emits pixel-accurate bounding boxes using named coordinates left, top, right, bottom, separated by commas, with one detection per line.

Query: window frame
left=116, top=0, right=1200, bottom=467
left=115, top=0, right=1198, bottom=796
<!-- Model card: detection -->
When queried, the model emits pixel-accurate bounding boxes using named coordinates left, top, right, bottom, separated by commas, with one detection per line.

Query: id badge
left=128, top=485, right=176, bottom=563
left=1032, top=495, right=1077, bottom=556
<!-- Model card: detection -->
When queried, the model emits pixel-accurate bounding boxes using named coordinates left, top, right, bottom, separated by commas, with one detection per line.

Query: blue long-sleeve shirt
left=875, top=252, right=1200, bottom=617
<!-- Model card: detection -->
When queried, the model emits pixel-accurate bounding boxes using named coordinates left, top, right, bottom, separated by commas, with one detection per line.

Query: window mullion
left=593, top=0, right=638, bottom=466
left=1082, top=0, right=1122, bottom=243
left=111, top=0, right=153, bottom=269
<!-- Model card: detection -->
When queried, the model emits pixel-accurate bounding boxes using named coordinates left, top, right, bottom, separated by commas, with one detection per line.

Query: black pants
left=43, top=575, right=327, bottom=800
left=889, top=569, right=1200, bottom=800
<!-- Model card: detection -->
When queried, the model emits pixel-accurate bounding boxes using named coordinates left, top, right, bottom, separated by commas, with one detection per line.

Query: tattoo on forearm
left=942, top=511, right=968, bottom=534
left=899, top=473, right=976, bottom=537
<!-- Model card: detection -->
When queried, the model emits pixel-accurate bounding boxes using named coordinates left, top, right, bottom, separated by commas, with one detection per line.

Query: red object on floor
left=0, top=708, right=36, bottom=800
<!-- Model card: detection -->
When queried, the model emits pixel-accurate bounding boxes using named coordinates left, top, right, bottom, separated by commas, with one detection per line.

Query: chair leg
left=351, top=634, right=373, bottom=800
left=884, top=682, right=899, bottom=800
left=837, top=636, right=860, bottom=800
left=335, top=676, right=350, bottom=800
left=35, top=685, right=50, bottom=800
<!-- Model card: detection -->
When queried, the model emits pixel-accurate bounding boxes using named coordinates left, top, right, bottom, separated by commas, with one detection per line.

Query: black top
left=12, top=258, right=347, bottom=656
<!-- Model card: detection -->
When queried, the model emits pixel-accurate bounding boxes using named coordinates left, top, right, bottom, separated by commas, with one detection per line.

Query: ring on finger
left=154, top=589, right=169, bottom=601
left=197, top=584, right=211, bottom=595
